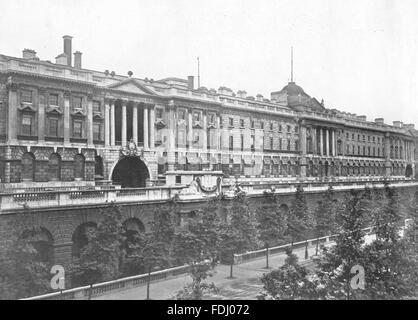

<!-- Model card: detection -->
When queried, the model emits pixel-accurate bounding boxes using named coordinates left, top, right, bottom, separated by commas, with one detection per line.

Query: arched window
left=49, top=153, right=61, bottom=181
left=21, top=152, right=35, bottom=181
left=74, top=154, right=85, bottom=180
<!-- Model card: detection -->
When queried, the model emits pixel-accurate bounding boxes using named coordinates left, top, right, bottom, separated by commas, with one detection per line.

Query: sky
left=1, top=0, right=418, bottom=125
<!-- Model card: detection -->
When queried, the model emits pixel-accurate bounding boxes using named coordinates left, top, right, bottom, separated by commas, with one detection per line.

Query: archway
left=22, top=227, right=54, bottom=264
left=111, top=156, right=150, bottom=188
left=72, top=222, right=97, bottom=258
left=21, top=152, right=35, bottom=182
left=405, top=164, right=413, bottom=178
left=95, top=155, right=104, bottom=179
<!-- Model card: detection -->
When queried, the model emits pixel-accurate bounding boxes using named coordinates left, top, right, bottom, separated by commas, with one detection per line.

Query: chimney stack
left=63, top=35, right=73, bottom=67
left=74, top=51, right=82, bottom=69
left=22, top=49, right=37, bottom=60
left=393, top=121, right=402, bottom=128
left=187, top=76, right=194, bottom=90
left=375, top=118, right=384, bottom=124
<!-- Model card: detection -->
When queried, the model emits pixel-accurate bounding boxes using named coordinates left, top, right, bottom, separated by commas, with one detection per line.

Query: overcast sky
left=1, top=0, right=417, bottom=125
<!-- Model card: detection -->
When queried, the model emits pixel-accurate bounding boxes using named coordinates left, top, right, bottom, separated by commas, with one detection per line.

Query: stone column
left=188, top=110, right=193, bottom=149
left=87, top=95, right=94, bottom=147
left=325, top=128, right=329, bottom=156
left=38, top=90, right=46, bottom=142
left=132, top=102, right=138, bottom=145
left=331, top=129, right=335, bottom=156
left=149, top=105, right=155, bottom=149
left=385, top=132, right=391, bottom=176
left=202, top=112, right=207, bottom=151
left=6, top=84, right=18, bottom=144
left=319, top=128, right=324, bottom=156
left=299, top=122, right=307, bottom=177
left=121, top=101, right=127, bottom=147
left=216, top=115, right=221, bottom=150
left=110, top=100, right=115, bottom=146
left=63, top=92, right=70, bottom=145
left=104, top=100, right=110, bottom=146
left=312, top=127, right=317, bottom=154
left=167, top=101, right=176, bottom=171
left=143, top=105, right=149, bottom=150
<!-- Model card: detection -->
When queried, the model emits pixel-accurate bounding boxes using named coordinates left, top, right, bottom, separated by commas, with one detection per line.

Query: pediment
left=107, top=79, right=155, bottom=95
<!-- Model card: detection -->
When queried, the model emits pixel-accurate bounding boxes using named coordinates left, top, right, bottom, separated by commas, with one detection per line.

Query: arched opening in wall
left=22, top=227, right=54, bottom=265
left=21, top=152, right=35, bottom=182
left=48, top=153, right=61, bottom=181
left=123, top=218, right=145, bottom=253
left=74, top=154, right=85, bottom=180
left=405, top=164, right=413, bottom=177
left=94, top=155, right=104, bottom=180
left=111, top=156, right=150, bottom=188
left=72, top=222, right=97, bottom=258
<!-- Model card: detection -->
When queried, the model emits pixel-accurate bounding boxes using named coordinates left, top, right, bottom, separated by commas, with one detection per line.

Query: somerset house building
left=0, top=35, right=417, bottom=191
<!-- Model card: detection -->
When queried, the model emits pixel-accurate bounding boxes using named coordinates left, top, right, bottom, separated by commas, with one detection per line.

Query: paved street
left=94, top=244, right=320, bottom=300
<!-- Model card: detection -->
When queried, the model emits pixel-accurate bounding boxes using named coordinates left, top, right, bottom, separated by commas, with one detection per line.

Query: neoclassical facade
left=0, top=36, right=417, bottom=190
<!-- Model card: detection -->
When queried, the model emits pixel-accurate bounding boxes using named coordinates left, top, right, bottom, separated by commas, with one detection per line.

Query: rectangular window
left=229, top=118, right=234, bottom=127
left=295, top=126, right=299, bottom=133
left=346, top=133, right=349, bottom=139
left=21, top=90, right=32, bottom=103
left=251, top=120, right=255, bottom=129
left=260, top=121, right=264, bottom=130
left=209, top=113, right=215, bottom=124
left=241, top=134, right=244, bottom=151
left=278, top=124, right=282, bottom=132
left=93, top=122, right=101, bottom=140
left=229, top=136, right=234, bottom=150
left=270, top=123, right=273, bottom=131
left=270, top=137, right=273, bottom=150
left=49, top=118, right=59, bottom=137
left=352, top=133, right=354, bottom=140
left=93, top=101, right=101, bottom=113
left=251, top=135, right=255, bottom=151
left=73, top=120, right=83, bottom=138
left=279, top=139, right=282, bottom=150
left=178, top=109, right=186, bottom=120
left=73, top=97, right=82, bottom=110
left=240, top=119, right=245, bottom=128
left=49, top=94, right=59, bottom=106
left=21, top=115, right=32, bottom=135
left=193, top=111, right=201, bottom=122
left=287, top=125, right=291, bottom=133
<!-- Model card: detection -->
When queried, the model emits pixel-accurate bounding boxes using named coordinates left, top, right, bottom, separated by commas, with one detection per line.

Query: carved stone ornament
left=120, top=139, right=144, bottom=159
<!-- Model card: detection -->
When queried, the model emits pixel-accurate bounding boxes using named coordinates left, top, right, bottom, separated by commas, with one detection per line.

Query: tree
left=313, top=185, right=337, bottom=255
left=0, top=215, right=50, bottom=299
left=218, top=194, right=259, bottom=278
left=287, top=185, right=312, bottom=250
left=256, top=193, right=287, bottom=268
left=313, top=189, right=368, bottom=300
left=360, top=184, right=412, bottom=299
left=258, top=248, right=317, bottom=300
left=69, top=202, right=126, bottom=288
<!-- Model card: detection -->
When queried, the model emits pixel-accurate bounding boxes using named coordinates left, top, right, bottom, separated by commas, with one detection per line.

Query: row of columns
left=315, top=127, right=336, bottom=156
left=103, top=100, right=155, bottom=150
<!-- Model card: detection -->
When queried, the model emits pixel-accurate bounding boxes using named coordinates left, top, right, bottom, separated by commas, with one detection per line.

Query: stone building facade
left=0, top=36, right=417, bottom=190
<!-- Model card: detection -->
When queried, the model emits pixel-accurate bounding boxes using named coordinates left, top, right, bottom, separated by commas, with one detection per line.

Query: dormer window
left=49, top=94, right=59, bottom=106
left=21, top=90, right=32, bottom=103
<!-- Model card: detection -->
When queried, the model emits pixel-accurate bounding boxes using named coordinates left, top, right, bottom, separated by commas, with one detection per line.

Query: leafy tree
left=256, top=193, right=287, bottom=268
left=171, top=262, right=218, bottom=300
left=313, top=185, right=337, bottom=255
left=360, top=184, right=412, bottom=299
left=258, top=248, right=317, bottom=300
left=0, top=223, right=51, bottom=299
left=69, top=202, right=126, bottom=287
left=313, top=189, right=368, bottom=300
left=287, top=185, right=312, bottom=249
left=218, top=194, right=259, bottom=277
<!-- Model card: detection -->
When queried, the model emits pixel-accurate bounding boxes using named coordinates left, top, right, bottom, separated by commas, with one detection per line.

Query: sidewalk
left=94, top=243, right=319, bottom=300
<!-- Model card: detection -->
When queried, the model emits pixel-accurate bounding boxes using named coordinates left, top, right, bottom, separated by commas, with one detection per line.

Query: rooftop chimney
left=22, top=49, right=37, bottom=60
left=63, top=35, right=73, bottom=67
left=357, top=115, right=367, bottom=121
left=375, top=118, right=384, bottom=124
left=55, top=53, right=68, bottom=66
left=187, top=76, right=194, bottom=90
left=393, top=121, right=402, bottom=128
left=74, top=51, right=82, bottom=69
left=403, top=123, right=415, bottom=130
left=237, top=90, right=247, bottom=99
